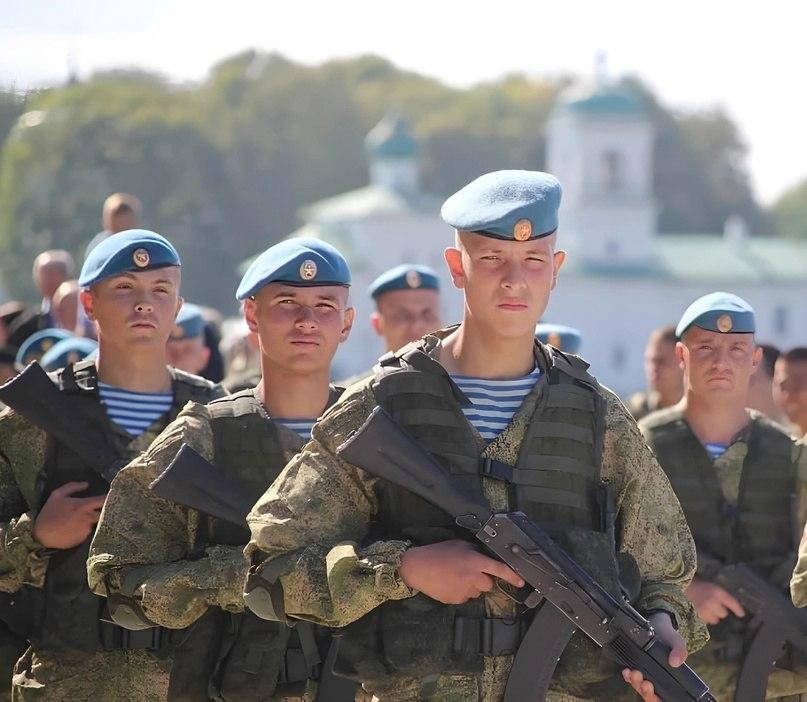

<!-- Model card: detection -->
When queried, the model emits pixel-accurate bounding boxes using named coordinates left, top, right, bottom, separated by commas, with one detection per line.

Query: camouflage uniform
left=641, top=407, right=807, bottom=700
left=87, top=393, right=334, bottom=701
left=246, top=331, right=707, bottom=702
left=0, top=363, right=225, bottom=701
left=626, top=391, right=661, bottom=422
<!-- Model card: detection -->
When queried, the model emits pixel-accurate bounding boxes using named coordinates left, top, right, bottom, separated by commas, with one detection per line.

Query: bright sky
left=2, top=0, right=805, bottom=204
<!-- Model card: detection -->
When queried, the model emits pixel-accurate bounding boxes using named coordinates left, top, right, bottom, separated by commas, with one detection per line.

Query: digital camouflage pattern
left=0, top=365, right=225, bottom=701
left=641, top=410, right=807, bottom=700
left=87, top=399, right=318, bottom=700
left=246, top=336, right=708, bottom=702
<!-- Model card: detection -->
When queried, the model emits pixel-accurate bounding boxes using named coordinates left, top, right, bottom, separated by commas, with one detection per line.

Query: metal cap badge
left=299, top=259, right=317, bottom=281
left=514, top=219, right=533, bottom=241
left=717, top=314, right=733, bottom=333
left=133, top=248, right=150, bottom=268
left=405, top=269, right=422, bottom=288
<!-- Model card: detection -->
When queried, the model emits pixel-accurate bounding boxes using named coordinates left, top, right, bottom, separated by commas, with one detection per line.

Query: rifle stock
left=149, top=443, right=255, bottom=529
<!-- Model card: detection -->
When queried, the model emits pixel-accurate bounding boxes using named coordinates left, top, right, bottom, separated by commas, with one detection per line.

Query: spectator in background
left=52, top=280, right=80, bottom=332
left=83, top=192, right=142, bottom=257
left=628, top=324, right=684, bottom=421
left=747, top=343, right=787, bottom=424
left=6, top=252, right=74, bottom=348
left=774, top=347, right=807, bottom=438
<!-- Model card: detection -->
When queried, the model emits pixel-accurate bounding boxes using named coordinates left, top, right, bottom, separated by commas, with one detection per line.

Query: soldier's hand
left=621, top=612, right=687, bottom=702
left=398, top=539, right=524, bottom=604
left=33, top=482, right=107, bottom=550
left=686, top=577, right=745, bottom=625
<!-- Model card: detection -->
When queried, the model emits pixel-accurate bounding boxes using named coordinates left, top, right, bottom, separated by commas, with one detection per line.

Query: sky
left=2, top=0, right=805, bottom=205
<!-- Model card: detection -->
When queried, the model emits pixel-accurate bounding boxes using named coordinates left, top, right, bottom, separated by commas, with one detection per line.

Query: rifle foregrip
left=604, top=636, right=715, bottom=702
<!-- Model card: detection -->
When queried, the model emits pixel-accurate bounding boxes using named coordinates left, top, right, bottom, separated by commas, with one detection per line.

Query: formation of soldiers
left=0, top=169, right=806, bottom=702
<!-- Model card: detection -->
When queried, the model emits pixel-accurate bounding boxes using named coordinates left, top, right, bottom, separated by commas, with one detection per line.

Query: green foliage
left=0, top=55, right=774, bottom=308
left=772, top=178, right=807, bottom=239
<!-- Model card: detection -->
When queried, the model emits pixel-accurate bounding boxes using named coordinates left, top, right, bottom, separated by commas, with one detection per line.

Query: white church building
left=292, top=87, right=807, bottom=395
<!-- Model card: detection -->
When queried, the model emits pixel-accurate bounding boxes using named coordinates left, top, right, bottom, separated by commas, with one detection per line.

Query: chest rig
left=335, top=338, right=625, bottom=694
left=37, top=361, right=217, bottom=654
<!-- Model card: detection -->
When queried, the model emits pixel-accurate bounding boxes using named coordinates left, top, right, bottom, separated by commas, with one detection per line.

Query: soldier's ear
left=675, top=341, right=686, bottom=368
left=243, top=298, right=259, bottom=333
left=340, top=306, right=355, bottom=342
left=79, top=289, right=95, bottom=321
left=444, top=247, right=465, bottom=289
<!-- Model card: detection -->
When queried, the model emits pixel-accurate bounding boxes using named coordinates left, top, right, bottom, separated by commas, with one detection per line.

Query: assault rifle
left=713, top=562, right=807, bottom=702
left=336, top=406, right=716, bottom=702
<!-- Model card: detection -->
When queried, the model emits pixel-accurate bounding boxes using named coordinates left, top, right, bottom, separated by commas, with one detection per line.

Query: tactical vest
left=335, top=339, right=627, bottom=695
left=36, top=361, right=219, bottom=654
left=179, top=389, right=338, bottom=702
left=645, top=411, right=795, bottom=577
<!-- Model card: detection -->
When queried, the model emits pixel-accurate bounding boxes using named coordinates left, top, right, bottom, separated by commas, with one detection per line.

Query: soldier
left=774, top=348, right=807, bottom=439
left=87, top=238, right=356, bottom=700
left=746, top=343, right=787, bottom=424
left=628, top=325, right=683, bottom=421
left=245, top=171, right=705, bottom=702
left=639, top=292, right=807, bottom=699
left=166, top=303, right=211, bottom=376
left=0, top=230, right=225, bottom=701
left=339, top=264, right=443, bottom=387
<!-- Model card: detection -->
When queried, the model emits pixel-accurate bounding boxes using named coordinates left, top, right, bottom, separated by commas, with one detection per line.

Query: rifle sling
left=734, top=622, right=786, bottom=702
left=503, top=601, right=576, bottom=702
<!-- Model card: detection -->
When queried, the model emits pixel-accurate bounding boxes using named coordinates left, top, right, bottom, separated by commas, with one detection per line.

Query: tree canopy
left=0, top=54, right=777, bottom=309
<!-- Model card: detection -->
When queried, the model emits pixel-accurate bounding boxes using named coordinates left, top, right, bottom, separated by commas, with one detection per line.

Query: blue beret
left=676, top=291, right=756, bottom=339
left=15, top=328, right=72, bottom=368
left=79, top=229, right=181, bottom=288
left=535, top=323, right=582, bottom=354
left=441, top=170, right=562, bottom=241
left=236, top=237, right=351, bottom=301
left=368, top=264, right=440, bottom=301
left=170, top=303, right=205, bottom=340
left=40, top=337, right=98, bottom=372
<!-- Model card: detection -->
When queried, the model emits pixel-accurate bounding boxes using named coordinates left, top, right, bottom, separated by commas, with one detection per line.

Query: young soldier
left=0, top=230, right=225, bottom=700
left=774, top=347, right=807, bottom=439
left=87, top=239, right=355, bottom=700
left=640, top=292, right=807, bottom=699
left=245, top=171, right=705, bottom=702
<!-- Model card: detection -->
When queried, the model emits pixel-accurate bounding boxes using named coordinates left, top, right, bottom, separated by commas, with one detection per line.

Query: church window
left=774, top=306, right=789, bottom=335
left=603, top=150, right=623, bottom=192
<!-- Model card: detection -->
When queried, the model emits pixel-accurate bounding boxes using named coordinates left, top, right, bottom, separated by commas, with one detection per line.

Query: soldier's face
left=677, top=328, right=760, bottom=399
left=445, top=232, right=565, bottom=339
left=167, top=336, right=210, bottom=375
left=372, top=288, right=442, bottom=352
left=245, top=283, right=354, bottom=374
left=773, top=359, right=807, bottom=430
left=644, top=336, right=683, bottom=396
left=80, top=267, right=182, bottom=351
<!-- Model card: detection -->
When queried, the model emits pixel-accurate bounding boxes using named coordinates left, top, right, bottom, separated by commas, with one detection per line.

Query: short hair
left=780, top=347, right=807, bottom=364
left=650, top=324, right=677, bottom=345
left=757, top=343, right=780, bottom=377
left=103, top=192, right=142, bottom=218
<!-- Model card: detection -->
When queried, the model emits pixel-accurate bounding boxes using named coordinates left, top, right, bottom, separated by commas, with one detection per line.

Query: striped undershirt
left=274, top=418, right=316, bottom=441
left=704, top=442, right=729, bottom=460
left=451, top=367, right=541, bottom=442
left=98, top=382, right=173, bottom=437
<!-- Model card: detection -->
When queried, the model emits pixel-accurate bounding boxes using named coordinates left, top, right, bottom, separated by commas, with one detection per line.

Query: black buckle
left=453, top=616, right=522, bottom=657
left=481, top=458, right=514, bottom=483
